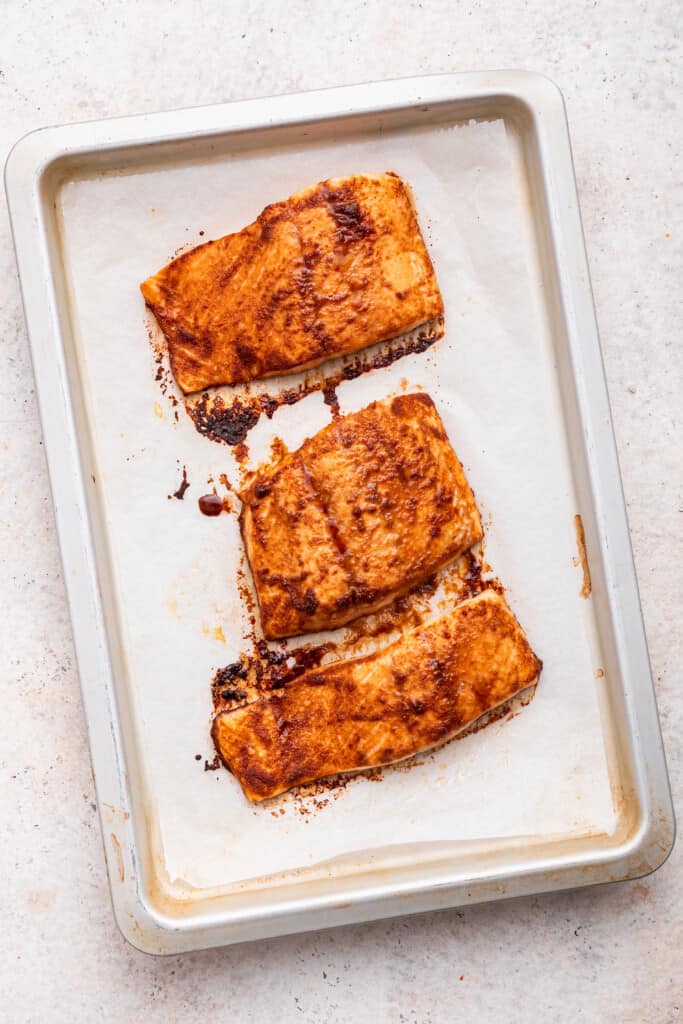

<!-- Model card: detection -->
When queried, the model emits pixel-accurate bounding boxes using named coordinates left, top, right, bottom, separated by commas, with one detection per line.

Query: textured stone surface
left=0, top=2, right=680, bottom=1021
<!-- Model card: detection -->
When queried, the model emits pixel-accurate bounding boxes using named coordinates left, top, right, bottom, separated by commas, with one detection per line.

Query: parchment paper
left=58, top=117, right=615, bottom=891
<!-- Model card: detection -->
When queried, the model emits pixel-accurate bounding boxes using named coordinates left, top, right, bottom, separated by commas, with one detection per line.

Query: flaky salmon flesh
left=140, top=173, right=443, bottom=393
left=212, top=590, right=542, bottom=802
left=239, top=393, right=483, bottom=639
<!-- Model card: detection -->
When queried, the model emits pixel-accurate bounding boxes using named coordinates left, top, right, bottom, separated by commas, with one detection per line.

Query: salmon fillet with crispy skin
left=212, top=590, right=542, bottom=802
left=140, top=173, right=443, bottom=394
left=240, top=393, right=482, bottom=639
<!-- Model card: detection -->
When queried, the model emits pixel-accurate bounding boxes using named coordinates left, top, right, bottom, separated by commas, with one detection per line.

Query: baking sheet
left=57, top=116, right=615, bottom=894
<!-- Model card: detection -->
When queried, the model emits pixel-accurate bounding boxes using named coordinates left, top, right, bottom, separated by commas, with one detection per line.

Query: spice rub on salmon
left=212, top=590, right=542, bottom=802
left=140, top=173, right=444, bottom=394
left=239, top=393, right=482, bottom=639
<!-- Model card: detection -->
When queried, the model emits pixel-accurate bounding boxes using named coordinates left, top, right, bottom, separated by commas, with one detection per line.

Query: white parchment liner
left=58, top=118, right=614, bottom=890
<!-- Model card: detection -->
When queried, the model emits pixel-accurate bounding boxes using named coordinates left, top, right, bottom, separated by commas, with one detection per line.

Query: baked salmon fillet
left=212, top=590, right=542, bottom=802
left=240, top=393, right=482, bottom=639
left=140, top=173, right=443, bottom=393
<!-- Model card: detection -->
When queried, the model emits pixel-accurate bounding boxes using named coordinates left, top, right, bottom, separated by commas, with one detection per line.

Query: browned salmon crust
left=212, top=590, right=542, bottom=802
left=140, top=173, right=443, bottom=394
left=239, top=393, right=483, bottom=639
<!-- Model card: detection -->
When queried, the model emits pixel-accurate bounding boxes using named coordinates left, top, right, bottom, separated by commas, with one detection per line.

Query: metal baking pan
left=6, top=71, right=674, bottom=953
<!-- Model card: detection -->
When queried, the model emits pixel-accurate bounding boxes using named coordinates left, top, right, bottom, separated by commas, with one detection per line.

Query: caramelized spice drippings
left=171, top=465, right=190, bottom=499
left=211, top=642, right=332, bottom=713
left=198, top=493, right=224, bottom=516
left=269, top=437, right=289, bottom=463
left=322, top=383, right=341, bottom=419
left=188, top=394, right=259, bottom=445
left=149, top=324, right=180, bottom=421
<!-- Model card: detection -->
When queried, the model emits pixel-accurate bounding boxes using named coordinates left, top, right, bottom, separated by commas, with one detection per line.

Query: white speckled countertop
left=1, top=2, right=680, bottom=1021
